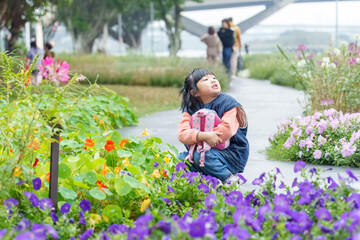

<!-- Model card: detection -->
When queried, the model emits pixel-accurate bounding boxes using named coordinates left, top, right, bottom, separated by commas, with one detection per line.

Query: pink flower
left=39, top=57, right=70, bottom=84
left=284, top=137, right=296, bottom=149
left=341, top=143, right=356, bottom=157
left=326, top=98, right=334, bottom=105
left=348, top=43, right=356, bottom=53
left=297, top=44, right=306, bottom=52
left=313, top=150, right=322, bottom=159
left=348, top=58, right=357, bottom=66
left=307, top=54, right=314, bottom=60
left=320, top=100, right=328, bottom=106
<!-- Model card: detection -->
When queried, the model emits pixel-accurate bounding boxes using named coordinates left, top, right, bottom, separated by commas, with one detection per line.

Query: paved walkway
left=119, top=77, right=360, bottom=190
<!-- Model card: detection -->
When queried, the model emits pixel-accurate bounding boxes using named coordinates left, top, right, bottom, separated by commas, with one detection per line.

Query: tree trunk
left=8, top=0, right=24, bottom=52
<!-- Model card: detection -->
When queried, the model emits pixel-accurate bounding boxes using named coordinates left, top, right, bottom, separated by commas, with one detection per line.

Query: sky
left=182, top=1, right=360, bottom=27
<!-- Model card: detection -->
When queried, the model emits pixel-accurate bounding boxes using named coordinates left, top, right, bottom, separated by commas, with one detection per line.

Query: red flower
left=33, top=158, right=39, bottom=167
left=105, top=140, right=115, bottom=152
left=46, top=172, right=50, bottom=182
left=85, top=138, right=94, bottom=147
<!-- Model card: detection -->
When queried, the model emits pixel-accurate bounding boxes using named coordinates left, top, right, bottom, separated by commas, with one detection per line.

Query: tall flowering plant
left=278, top=35, right=360, bottom=113
left=39, top=57, right=71, bottom=84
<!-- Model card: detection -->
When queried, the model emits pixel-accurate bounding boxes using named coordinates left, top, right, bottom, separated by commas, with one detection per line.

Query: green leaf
left=103, top=205, right=122, bottom=222
left=153, top=137, right=162, bottom=144
left=126, top=165, right=140, bottom=175
left=131, top=152, right=146, bottom=166
left=59, top=187, right=77, bottom=200
left=58, top=163, right=72, bottom=179
left=117, top=149, right=132, bottom=158
left=66, top=156, right=80, bottom=163
left=129, top=136, right=139, bottom=144
left=123, top=175, right=141, bottom=188
left=73, top=181, right=90, bottom=189
left=93, top=157, right=106, bottom=168
left=94, top=136, right=107, bottom=149
left=141, top=182, right=151, bottom=194
left=89, top=189, right=106, bottom=200
left=114, top=178, right=131, bottom=196
left=73, top=174, right=84, bottom=182
left=84, top=171, right=97, bottom=185
left=102, top=188, right=113, bottom=196
left=60, top=140, right=81, bottom=148
left=110, top=130, right=122, bottom=145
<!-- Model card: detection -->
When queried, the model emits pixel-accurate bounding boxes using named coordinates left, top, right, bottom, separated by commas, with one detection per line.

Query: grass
left=103, top=84, right=181, bottom=117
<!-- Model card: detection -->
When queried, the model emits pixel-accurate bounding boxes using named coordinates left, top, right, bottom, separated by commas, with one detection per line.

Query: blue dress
left=178, top=93, right=249, bottom=182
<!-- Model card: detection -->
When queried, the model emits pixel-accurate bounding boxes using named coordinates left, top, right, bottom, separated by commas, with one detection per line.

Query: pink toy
left=185, top=109, right=230, bottom=167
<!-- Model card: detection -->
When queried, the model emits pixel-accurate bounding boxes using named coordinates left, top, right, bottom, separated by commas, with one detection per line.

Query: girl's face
left=195, top=74, right=221, bottom=104
left=222, top=21, right=229, bottom=28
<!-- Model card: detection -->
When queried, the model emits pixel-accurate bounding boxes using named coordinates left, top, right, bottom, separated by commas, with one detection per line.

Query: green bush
left=243, top=53, right=298, bottom=88
left=59, top=54, right=230, bottom=90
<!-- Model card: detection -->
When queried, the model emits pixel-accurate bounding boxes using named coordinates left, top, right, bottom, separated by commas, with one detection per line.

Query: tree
left=108, top=3, right=150, bottom=50
left=56, top=0, right=129, bottom=54
left=152, top=0, right=201, bottom=56
left=0, top=0, right=50, bottom=52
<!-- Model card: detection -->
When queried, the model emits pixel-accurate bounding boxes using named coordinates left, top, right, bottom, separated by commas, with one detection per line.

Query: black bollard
left=49, top=132, right=60, bottom=212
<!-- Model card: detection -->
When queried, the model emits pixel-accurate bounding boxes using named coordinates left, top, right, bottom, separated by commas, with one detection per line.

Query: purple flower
left=175, top=162, right=187, bottom=171
left=50, top=211, right=58, bottom=223
left=0, top=229, right=7, bottom=238
left=156, top=220, right=172, bottom=234
left=4, top=198, right=18, bottom=209
left=225, top=191, right=243, bottom=206
left=161, top=198, right=171, bottom=205
left=297, top=44, right=306, bottom=51
left=23, top=192, right=39, bottom=207
left=310, top=168, right=317, bottom=174
left=294, top=161, right=306, bottom=173
left=252, top=172, right=265, bottom=185
left=314, top=208, right=332, bottom=221
left=32, top=177, right=42, bottom=190
left=292, top=178, right=298, bottom=187
left=204, top=194, right=217, bottom=209
left=16, top=180, right=25, bottom=185
left=346, top=169, right=358, bottom=181
left=189, top=218, right=206, bottom=238
left=290, top=236, right=302, bottom=240
left=39, top=198, right=53, bottom=210
left=60, top=203, right=71, bottom=214
left=237, top=174, right=247, bottom=183
left=327, top=177, right=338, bottom=190
left=107, top=224, right=128, bottom=234
left=285, top=211, right=313, bottom=234
left=167, top=186, right=175, bottom=193
left=273, top=194, right=290, bottom=213
left=15, top=231, right=34, bottom=240
left=153, top=161, right=158, bottom=167
left=313, top=150, right=322, bottom=159
left=79, top=229, right=94, bottom=240
left=79, top=199, right=91, bottom=212
left=197, top=184, right=210, bottom=193
left=16, top=217, right=31, bottom=231
left=69, top=218, right=74, bottom=224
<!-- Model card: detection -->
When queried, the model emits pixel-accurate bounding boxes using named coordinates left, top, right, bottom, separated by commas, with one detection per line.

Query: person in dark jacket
left=217, top=19, right=234, bottom=73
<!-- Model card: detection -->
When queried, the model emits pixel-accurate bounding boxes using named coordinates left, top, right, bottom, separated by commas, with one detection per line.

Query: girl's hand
left=197, top=132, right=223, bottom=147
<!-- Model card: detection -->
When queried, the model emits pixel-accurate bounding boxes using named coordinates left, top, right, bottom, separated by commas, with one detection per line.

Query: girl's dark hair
left=208, top=26, right=215, bottom=35
left=179, top=68, right=214, bottom=112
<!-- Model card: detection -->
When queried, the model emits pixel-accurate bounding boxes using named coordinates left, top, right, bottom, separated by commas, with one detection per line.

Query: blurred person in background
left=44, top=41, right=55, bottom=59
left=228, top=17, right=242, bottom=79
left=26, top=38, right=44, bottom=86
left=201, top=26, right=222, bottom=65
left=217, top=19, right=234, bottom=74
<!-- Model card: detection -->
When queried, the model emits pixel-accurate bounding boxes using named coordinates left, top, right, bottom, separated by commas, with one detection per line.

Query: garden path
left=119, top=77, right=360, bottom=190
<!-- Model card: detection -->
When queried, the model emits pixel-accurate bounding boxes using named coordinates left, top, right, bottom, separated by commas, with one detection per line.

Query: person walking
left=26, top=38, right=44, bottom=86
left=201, top=26, right=222, bottom=65
left=228, top=17, right=242, bottom=79
left=217, top=19, right=234, bottom=74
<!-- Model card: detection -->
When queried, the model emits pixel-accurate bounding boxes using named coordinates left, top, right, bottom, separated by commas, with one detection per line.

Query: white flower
left=333, top=48, right=341, bottom=56
left=341, top=41, right=348, bottom=47
left=322, top=57, right=330, bottom=64
left=357, top=58, right=360, bottom=64
left=329, top=63, right=336, bottom=69
left=297, top=59, right=306, bottom=67
left=354, top=34, right=360, bottom=41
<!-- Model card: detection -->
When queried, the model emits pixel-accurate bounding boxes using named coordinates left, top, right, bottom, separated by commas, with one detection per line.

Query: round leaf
left=103, top=205, right=122, bottom=222
left=84, top=171, right=97, bottom=185
left=89, top=189, right=106, bottom=200
left=124, top=175, right=141, bottom=188
left=115, top=178, right=131, bottom=196
left=58, top=163, right=71, bottom=179
left=59, top=187, right=77, bottom=200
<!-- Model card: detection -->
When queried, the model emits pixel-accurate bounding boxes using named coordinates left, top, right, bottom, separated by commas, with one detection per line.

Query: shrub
left=278, top=36, right=360, bottom=113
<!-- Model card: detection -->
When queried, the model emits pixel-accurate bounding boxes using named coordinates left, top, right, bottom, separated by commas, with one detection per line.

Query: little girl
left=177, top=68, right=249, bottom=183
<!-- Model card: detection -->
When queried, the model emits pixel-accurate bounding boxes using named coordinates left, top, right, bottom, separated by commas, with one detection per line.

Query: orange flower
left=28, top=138, right=40, bottom=151
left=161, top=168, right=168, bottom=178
left=85, top=138, right=94, bottom=147
left=33, top=158, right=39, bottom=167
left=141, top=128, right=150, bottom=136
left=151, top=169, right=161, bottom=178
left=46, top=172, right=50, bottom=182
left=104, top=140, right=115, bottom=151
left=100, top=163, right=110, bottom=176
left=99, top=120, right=104, bottom=125
left=93, top=115, right=98, bottom=120
left=13, top=167, right=21, bottom=177
left=59, top=136, right=63, bottom=142
left=114, top=167, right=122, bottom=174
left=9, top=149, right=13, bottom=154
left=119, top=139, right=129, bottom=148
left=96, top=180, right=108, bottom=193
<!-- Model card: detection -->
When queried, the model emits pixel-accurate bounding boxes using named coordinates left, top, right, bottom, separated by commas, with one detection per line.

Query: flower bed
left=1, top=161, right=360, bottom=239
left=267, top=109, right=360, bottom=166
